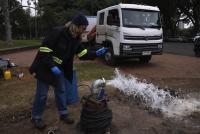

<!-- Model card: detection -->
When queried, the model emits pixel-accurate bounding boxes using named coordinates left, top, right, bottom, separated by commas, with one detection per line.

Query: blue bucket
left=65, top=70, right=79, bottom=105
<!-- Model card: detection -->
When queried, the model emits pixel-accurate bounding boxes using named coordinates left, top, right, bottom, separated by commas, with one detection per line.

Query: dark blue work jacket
left=29, top=26, right=96, bottom=86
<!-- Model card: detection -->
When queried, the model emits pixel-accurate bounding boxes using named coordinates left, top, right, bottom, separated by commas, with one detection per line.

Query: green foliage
left=75, top=0, right=121, bottom=15
left=11, top=5, right=30, bottom=39
left=0, top=40, right=40, bottom=49
left=177, top=28, right=194, bottom=37
left=38, top=0, right=122, bottom=19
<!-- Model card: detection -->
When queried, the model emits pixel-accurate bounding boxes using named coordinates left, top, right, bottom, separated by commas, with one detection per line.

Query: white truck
left=96, top=3, right=163, bottom=65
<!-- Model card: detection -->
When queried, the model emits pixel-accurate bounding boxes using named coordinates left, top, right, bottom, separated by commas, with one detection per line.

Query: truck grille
left=120, top=43, right=162, bottom=56
left=124, top=35, right=162, bottom=40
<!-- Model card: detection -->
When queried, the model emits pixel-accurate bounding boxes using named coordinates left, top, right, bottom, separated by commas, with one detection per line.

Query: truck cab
left=96, top=3, right=163, bottom=65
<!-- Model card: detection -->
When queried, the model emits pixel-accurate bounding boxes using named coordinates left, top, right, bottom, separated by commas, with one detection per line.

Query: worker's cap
left=71, top=14, right=88, bottom=26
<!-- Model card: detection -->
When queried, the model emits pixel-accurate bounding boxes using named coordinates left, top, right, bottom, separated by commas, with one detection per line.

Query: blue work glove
left=51, top=66, right=61, bottom=75
left=96, top=47, right=108, bottom=56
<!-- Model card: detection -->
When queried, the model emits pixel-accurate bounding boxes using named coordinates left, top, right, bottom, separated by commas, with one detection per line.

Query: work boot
left=60, top=114, right=74, bottom=124
left=31, top=118, right=46, bottom=130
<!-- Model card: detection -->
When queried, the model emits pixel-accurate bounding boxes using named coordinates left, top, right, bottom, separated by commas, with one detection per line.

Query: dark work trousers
left=32, top=72, right=68, bottom=119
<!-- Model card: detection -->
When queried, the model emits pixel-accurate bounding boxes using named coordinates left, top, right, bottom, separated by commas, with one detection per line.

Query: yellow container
left=4, top=70, right=12, bottom=80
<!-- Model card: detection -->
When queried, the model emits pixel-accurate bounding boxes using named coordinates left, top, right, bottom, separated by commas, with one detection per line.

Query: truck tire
left=139, top=55, right=152, bottom=63
left=104, top=48, right=116, bottom=66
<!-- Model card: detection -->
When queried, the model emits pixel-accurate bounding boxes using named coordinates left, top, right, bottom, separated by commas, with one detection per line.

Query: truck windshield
left=122, top=9, right=161, bottom=29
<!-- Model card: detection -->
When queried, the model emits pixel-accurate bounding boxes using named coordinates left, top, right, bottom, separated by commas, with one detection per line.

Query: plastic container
left=65, top=70, right=79, bottom=105
left=4, top=70, right=12, bottom=80
left=0, top=59, right=9, bottom=69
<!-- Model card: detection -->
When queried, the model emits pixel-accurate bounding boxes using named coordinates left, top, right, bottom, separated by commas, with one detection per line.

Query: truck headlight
left=123, top=45, right=132, bottom=50
left=158, top=44, right=162, bottom=49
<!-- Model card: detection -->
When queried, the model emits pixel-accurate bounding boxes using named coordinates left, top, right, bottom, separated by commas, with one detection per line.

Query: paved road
left=0, top=42, right=197, bottom=67
left=163, top=42, right=195, bottom=57
left=0, top=49, right=37, bottom=67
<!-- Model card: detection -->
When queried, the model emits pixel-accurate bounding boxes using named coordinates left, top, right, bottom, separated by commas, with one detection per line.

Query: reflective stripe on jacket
left=39, top=47, right=53, bottom=53
left=29, top=26, right=96, bottom=86
left=78, top=49, right=87, bottom=57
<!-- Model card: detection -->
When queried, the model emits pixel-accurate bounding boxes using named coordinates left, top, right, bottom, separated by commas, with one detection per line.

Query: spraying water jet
left=106, top=69, right=200, bottom=118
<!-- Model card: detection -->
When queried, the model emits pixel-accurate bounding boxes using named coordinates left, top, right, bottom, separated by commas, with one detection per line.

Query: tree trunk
left=3, top=0, right=12, bottom=45
left=193, top=12, right=200, bottom=34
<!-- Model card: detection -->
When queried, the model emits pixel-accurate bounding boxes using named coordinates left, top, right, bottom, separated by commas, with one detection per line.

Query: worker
left=29, top=13, right=108, bottom=129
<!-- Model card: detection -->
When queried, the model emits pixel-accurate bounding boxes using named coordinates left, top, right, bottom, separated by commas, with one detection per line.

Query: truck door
left=96, top=12, right=106, bottom=44
left=106, top=9, right=121, bottom=55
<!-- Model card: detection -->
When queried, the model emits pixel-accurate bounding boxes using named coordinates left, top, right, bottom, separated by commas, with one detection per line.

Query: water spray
left=106, top=69, right=200, bottom=118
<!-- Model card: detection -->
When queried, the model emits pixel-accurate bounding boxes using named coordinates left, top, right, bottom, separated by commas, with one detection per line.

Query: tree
left=2, top=0, right=12, bottom=45
left=11, top=3, right=29, bottom=39
left=1, top=0, right=28, bottom=43
left=157, top=0, right=180, bottom=36
left=177, top=0, right=200, bottom=33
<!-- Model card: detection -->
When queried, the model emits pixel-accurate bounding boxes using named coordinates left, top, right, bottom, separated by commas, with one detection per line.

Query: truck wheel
left=104, top=49, right=116, bottom=66
left=139, top=56, right=152, bottom=63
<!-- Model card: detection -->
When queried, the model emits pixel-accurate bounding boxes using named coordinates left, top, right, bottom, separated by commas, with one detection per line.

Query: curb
left=0, top=45, right=39, bottom=55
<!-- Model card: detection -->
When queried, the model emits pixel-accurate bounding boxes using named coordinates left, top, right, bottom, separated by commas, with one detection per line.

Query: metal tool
left=90, top=76, right=106, bottom=94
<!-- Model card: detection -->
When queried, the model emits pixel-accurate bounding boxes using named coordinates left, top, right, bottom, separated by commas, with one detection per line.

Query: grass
left=75, top=62, right=114, bottom=82
left=0, top=40, right=41, bottom=49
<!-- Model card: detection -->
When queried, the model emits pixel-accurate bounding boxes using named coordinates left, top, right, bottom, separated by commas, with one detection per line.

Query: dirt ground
left=0, top=50, right=200, bottom=134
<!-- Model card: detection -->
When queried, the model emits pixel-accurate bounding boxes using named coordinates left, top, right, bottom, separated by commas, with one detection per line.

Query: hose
left=48, top=130, right=56, bottom=134
left=48, top=129, right=57, bottom=134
